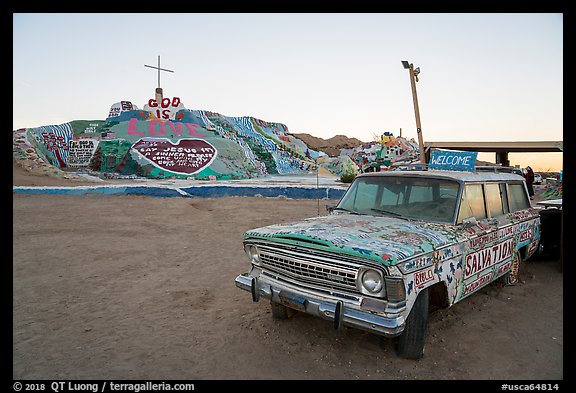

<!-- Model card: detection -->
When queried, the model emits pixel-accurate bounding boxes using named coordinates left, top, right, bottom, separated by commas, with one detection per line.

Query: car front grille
left=254, top=242, right=362, bottom=293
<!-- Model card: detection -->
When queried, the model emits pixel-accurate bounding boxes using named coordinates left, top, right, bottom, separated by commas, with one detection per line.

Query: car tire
left=502, top=250, right=523, bottom=286
left=395, top=288, right=429, bottom=359
left=270, top=301, right=297, bottom=319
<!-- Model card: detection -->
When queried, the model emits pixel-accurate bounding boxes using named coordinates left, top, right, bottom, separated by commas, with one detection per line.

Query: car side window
left=508, top=183, right=531, bottom=212
left=457, top=184, right=487, bottom=223
left=485, top=183, right=505, bottom=217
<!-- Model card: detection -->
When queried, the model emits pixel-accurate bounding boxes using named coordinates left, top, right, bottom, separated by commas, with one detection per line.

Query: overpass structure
left=424, top=141, right=563, bottom=167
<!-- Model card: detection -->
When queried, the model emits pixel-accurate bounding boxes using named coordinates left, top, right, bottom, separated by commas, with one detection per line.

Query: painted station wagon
left=235, top=161, right=540, bottom=359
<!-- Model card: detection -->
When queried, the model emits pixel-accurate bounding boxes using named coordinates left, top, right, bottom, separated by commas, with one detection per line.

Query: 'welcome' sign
left=428, top=149, right=478, bottom=172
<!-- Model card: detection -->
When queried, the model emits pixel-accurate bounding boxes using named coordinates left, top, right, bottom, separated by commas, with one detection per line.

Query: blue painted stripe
left=13, top=186, right=130, bottom=196
left=13, top=185, right=346, bottom=200
left=179, top=186, right=346, bottom=199
left=123, top=187, right=183, bottom=198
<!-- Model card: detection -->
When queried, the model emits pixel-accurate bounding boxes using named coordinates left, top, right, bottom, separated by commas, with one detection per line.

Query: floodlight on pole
left=401, top=60, right=426, bottom=164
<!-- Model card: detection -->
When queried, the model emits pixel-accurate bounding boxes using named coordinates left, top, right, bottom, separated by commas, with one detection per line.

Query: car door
left=484, top=182, right=516, bottom=280
left=457, top=182, right=513, bottom=301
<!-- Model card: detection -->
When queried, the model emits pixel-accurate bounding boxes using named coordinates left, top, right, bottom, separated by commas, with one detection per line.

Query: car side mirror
left=326, top=204, right=336, bottom=214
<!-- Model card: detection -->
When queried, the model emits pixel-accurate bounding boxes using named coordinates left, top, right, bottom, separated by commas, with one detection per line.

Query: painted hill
left=13, top=96, right=423, bottom=181
left=13, top=98, right=329, bottom=181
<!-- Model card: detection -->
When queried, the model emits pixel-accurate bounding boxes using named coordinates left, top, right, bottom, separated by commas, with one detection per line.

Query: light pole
left=401, top=60, right=426, bottom=164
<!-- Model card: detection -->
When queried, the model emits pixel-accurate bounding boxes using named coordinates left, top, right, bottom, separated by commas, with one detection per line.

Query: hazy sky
left=13, top=13, right=563, bottom=171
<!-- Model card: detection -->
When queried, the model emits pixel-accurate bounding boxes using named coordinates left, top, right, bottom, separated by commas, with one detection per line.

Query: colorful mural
left=13, top=97, right=329, bottom=180
left=13, top=96, right=430, bottom=181
left=317, top=155, right=359, bottom=178
left=131, top=138, right=217, bottom=175
left=13, top=128, right=61, bottom=177
left=339, top=132, right=421, bottom=172
left=29, top=124, right=74, bottom=168
left=537, top=173, right=563, bottom=199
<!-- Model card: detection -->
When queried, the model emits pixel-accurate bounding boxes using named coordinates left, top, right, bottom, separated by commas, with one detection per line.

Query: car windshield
left=336, top=175, right=460, bottom=223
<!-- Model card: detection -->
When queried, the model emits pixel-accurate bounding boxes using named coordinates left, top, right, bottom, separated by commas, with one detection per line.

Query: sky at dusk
left=13, top=13, right=563, bottom=171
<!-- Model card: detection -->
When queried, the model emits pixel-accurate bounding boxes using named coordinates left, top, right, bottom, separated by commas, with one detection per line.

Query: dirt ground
left=12, top=166, right=563, bottom=380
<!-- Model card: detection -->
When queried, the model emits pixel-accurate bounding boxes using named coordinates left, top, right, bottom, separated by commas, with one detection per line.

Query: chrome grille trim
left=260, top=271, right=361, bottom=301
left=250, top=242, right=365, bottom=292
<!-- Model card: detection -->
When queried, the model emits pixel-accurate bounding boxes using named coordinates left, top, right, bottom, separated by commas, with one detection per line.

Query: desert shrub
left=340, top=172, right=356, bottom=183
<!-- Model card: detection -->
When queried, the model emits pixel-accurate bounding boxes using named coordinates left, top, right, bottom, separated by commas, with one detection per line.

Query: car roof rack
left=388, top=162, right=428, bottom=171
left=475, top=165, right=523, bottom=174
left=367, top=163, right=524, bottom=174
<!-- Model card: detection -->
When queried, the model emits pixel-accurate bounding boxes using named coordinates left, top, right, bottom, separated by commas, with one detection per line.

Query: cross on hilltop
left=144, top=55, right=174, bottom=103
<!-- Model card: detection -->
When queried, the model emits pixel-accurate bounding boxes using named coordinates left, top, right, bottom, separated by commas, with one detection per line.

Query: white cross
left=144, top=55, right=174, bottom=89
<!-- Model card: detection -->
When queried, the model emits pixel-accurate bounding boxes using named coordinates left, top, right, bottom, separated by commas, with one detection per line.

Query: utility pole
left=401, top=61, right=426, bottom=164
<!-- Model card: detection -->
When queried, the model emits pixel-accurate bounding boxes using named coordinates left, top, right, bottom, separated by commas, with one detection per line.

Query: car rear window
left=508, top=183, right=530, bottom=212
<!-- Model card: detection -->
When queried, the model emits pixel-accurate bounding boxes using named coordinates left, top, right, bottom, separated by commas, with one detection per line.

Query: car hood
left=244, top=213, right=462, bottom=266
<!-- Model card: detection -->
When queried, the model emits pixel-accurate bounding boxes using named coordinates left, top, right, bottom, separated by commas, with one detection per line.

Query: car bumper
left=235, top=271, right=405, bottom=337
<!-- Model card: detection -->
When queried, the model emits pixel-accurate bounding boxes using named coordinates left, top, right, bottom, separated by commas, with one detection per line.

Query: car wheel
left=502, top=249, right=523, bottom=286
left=395, top=288, right=429, bottom=359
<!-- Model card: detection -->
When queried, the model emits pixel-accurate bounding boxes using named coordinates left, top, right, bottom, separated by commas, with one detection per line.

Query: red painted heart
left=132, top=138, right=217, bottom=175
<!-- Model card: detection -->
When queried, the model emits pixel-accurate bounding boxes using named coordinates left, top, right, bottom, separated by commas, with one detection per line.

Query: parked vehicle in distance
left=235, top=166, right=541, bottom=359
left=533, top=173, right=543, bottom=185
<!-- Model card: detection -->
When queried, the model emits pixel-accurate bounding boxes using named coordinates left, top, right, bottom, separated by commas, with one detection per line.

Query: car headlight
left=362, top=269, right=383, bottom=293
left=244, top=244, right=260, bottom=265
left=360, top=268, right=383, bottom=294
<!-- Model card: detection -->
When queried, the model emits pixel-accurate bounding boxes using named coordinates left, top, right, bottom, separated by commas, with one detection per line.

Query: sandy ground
left=12, top=165, right=563, bottom=380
